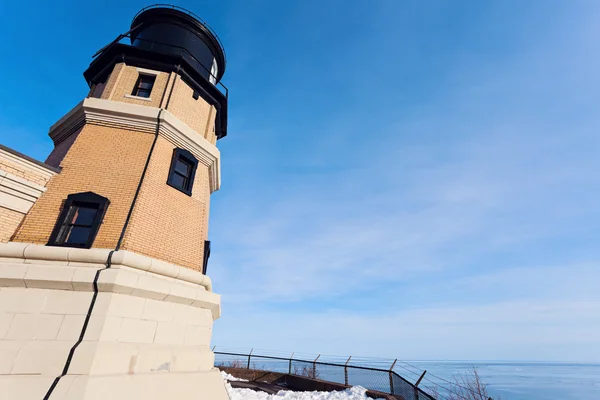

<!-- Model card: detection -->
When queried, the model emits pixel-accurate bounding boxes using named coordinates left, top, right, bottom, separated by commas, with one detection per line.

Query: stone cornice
left=0, top=147, right=55, bottom=213
left=49, top=98, right=221, bottom=192
left=0, top=242, right=220, bottom=319
left=0, top=170, right=48, bottom=213
left=0, top=242, right=212, bottom=291
left=0, top=146, right=58, bottom=178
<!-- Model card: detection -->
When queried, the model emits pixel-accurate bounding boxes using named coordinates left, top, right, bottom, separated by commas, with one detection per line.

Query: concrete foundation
left=0, top=243, right=229, bottom=400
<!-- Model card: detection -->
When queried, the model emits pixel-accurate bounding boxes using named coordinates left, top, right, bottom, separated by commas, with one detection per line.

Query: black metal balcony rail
left=92, top=32, right=228, bottom=99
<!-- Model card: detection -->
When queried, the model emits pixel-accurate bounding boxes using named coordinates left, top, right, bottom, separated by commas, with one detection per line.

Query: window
left=202, top=240, right=211, bottom=275
left=48, top=192, right=110, bottom=249
left=209, top=58, right=218, bottom=85
left=167, top=148, right=198, bottom=196
left=131, top=74, right=156, bottom=98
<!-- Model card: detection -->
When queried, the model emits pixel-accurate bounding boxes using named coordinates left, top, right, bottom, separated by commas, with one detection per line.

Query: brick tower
left=0, top=6, right=230, bottom=399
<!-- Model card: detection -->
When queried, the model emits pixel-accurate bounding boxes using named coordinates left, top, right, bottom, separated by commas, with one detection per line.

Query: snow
left=222, top=371, right=249, bottom=382
left=221, top=370, right=384, bottom=399
left=225, top=382, right=385, bottom=400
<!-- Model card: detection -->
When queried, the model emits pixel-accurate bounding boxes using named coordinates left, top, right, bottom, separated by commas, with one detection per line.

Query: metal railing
left=92, top=32, right=228, bottom=98
left=214, top=348, right=436, bottom=400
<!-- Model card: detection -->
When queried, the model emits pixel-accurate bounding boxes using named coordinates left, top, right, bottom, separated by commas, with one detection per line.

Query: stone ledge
left=0, top=145, right=58, bottom=177
left=0, top=169, right=49, bottom=214
left=0, top=243, right=212, bottom=291
left=0, top=243, right=220, bottom=320
left=0, top=264, right=220, bottom=320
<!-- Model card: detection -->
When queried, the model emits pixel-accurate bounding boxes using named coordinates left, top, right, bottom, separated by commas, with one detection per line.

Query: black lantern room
left=83, top=5, right=229, bottom=138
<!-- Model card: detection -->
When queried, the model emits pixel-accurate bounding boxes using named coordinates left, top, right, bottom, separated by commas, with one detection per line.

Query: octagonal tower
left=0, top=6, right=230, bottom=400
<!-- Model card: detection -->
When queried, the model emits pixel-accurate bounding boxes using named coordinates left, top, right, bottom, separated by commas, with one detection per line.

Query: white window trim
left=124, top=94, right=152, bottom=101
left=135, top=67, right=160, bottom=76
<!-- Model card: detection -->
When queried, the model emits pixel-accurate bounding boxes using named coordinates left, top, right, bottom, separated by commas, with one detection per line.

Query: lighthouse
left=0, top=5, right=230, bottom=399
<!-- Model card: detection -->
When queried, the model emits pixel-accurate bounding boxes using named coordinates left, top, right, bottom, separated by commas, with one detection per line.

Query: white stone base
left=0, top=369, right=229, bottom=400
left=0, top=243, right=229, bottom=400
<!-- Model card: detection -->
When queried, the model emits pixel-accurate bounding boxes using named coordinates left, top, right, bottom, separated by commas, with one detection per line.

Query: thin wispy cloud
left=0, top=0, right=598, bottom=362
left=210, top=1, right=600, bottom=361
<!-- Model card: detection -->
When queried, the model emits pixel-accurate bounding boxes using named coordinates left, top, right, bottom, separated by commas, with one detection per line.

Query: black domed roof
left=131, top=5, right=226, bottom=83
left=83, top=4, right=229, bottom=139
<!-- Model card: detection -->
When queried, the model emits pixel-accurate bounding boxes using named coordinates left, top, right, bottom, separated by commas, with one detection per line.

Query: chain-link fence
left=214, top=348, right=436, bottom=400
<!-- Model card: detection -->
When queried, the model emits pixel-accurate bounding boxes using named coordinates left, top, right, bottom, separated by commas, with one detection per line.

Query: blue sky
left=1, top=1, right=599, bottom=362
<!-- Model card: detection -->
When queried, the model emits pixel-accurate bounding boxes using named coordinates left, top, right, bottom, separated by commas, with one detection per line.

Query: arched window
left=167, top=148, right=198, bottom=196
left=47, top=192, right=110, bottom=249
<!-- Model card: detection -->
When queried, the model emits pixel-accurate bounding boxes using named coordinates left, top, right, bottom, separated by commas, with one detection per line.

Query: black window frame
left=202, top=240, right=211, bottom=275
left=131, top=74, right=156, bottom=98
left=47, top=192, right=110, bottom=249
left=167, top=148, right=198, bottom=196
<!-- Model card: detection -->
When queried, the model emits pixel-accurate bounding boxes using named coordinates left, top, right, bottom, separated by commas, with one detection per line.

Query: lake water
left=406, top=361, right=600, bottom=400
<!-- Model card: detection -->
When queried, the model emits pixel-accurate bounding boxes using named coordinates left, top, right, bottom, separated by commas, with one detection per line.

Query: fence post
left=414, top=370, right=426, bottom=400
left=288, top=352, right=294, bottom=374
left=247, top=349, right=253, bottom=369
left=389, top=359, right=397, bottom=395
left=344, top=356, right=352, bottom=386
left=313, top=354, right=321, bottom=378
